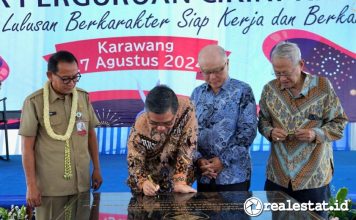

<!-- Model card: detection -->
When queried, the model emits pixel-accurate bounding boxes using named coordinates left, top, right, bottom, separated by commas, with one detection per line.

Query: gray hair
left=271, top=42, right=301, bottom=66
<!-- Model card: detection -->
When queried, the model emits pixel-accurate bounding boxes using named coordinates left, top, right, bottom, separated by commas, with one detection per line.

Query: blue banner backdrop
left=0, top=0, right=355, bottom=154
left=0, top=124, right=351, bottom=156
left=94, top=124, right=352, bottom=155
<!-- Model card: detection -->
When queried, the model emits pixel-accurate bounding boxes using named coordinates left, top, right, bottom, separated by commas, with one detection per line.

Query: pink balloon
left=0, top=56, right=10, bottom=82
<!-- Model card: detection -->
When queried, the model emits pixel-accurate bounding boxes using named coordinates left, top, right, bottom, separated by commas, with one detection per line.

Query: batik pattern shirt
left=191, top=78, right=258, bottom=185
left=127, top=98, right=197, bottom=193
left=258, top=73, right=348, bottom=190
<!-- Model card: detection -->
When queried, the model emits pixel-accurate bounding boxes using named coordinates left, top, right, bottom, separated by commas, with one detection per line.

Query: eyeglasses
left=273, top=67, right=297, bottom=78
left=201, top=61, right=227, bottom=76
left=53, top=72, right=81, bottom=84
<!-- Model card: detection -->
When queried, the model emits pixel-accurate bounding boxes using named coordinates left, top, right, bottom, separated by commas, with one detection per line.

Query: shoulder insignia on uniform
left=27, top=88, right=44, bottom=100
left=76, top=87, right=88, bottom=94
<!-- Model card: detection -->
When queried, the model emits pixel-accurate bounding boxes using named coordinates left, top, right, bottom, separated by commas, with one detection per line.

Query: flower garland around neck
left=43, top=81, right=78, bottom=180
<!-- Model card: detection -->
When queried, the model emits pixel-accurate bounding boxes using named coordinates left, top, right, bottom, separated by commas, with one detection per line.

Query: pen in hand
left=147, top=175, right=160, bottom=195
left=147, top=175, right=154, bottom=183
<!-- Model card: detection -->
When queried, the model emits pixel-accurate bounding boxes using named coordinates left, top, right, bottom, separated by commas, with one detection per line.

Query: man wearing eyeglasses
left=258, top=42, right=348, bottom=218
left=127, top=85, right=197, bottom=196
left=19, top=51, right=102, bottom=219
left=191, top=45, right=258, bottom=192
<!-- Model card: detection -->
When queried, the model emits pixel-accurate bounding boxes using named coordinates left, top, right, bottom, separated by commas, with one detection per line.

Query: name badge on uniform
left=76, top=112, right=87, bottom=136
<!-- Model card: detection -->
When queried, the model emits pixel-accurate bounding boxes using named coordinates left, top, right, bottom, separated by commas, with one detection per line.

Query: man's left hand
left=173, top=184, right=197, bottom=194
left=208, top=157, right=224, bottom=174
left=295, top=129, right=316, bottom=142
left=91, top=169, right=103, bottom=190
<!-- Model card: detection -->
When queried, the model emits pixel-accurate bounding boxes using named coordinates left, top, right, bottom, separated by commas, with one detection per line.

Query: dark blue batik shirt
left=191, top=77, right=257, bottom=185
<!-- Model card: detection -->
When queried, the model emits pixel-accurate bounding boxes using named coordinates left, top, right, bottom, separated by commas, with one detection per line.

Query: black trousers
left=198, top=179, right=250, bottom=192
left=265, top=179, right=330, bottom=219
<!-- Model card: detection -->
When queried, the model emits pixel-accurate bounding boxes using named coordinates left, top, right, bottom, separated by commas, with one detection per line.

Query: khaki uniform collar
left=48, top=83, right=72, bottom=103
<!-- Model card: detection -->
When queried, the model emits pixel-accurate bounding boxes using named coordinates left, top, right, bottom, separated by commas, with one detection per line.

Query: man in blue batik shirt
left=191, top=45, right=257, bottom=191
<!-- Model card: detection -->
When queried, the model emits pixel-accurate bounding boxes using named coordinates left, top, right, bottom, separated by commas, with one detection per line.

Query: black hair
left=47, top=50, right=78, bottom=73
left=145, top=85, right=178, bottom=114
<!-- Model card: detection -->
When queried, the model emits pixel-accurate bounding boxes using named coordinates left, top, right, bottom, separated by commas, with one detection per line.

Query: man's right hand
left=26, top=185, right=41, bottom=207
left=198, top=158, right=217, bottom=179
left=142, top=180, right=160, bottom=196
left=270, top=127, right=288, bottom=142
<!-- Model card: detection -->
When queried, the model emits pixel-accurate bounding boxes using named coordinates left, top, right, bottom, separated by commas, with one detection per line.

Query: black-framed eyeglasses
left=201, top=61, right=227, bottom=76
left=53, top=72, right=81, bottom=84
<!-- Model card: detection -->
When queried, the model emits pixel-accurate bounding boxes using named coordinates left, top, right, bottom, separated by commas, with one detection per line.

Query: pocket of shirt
left=38, top=114, right=62, bottom=127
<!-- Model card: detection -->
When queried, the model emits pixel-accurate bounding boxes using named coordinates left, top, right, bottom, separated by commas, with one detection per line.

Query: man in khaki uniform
left=19, top=51, right=103, bottom=219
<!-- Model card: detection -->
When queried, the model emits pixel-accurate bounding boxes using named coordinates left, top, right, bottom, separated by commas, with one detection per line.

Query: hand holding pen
left=142, top=175, right=160, bottom=196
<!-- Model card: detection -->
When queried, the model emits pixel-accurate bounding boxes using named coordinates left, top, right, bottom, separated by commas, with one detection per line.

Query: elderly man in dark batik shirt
left=191, top=45, right=258, bottom=192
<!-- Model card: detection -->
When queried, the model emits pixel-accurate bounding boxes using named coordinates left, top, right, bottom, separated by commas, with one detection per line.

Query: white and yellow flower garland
left=43, top=81, right=78, bottom=180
